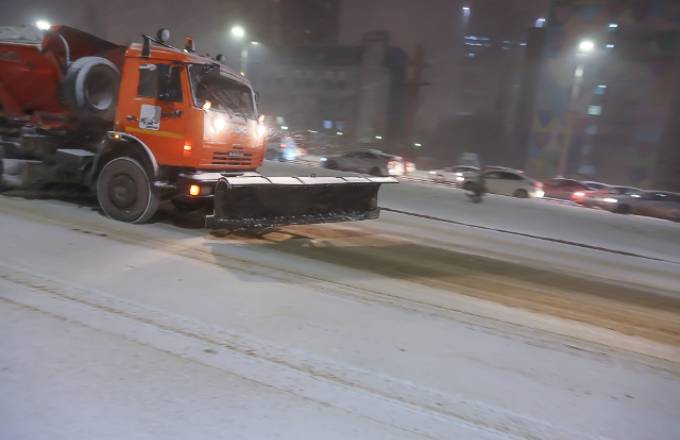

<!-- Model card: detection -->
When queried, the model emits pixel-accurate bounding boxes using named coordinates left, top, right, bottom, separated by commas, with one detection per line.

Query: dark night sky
left=2, top=0, right=549, bottom=133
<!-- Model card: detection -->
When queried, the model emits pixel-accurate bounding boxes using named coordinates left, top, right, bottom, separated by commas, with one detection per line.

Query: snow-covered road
left=1, top=162, right=679, bottom=439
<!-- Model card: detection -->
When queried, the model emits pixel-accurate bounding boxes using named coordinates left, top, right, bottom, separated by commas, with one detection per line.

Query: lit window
left=587, top=105, right=602, bottom=116
left=594, top=84, right=607, bottom=95
left=535, top=17, right=546, bottom=28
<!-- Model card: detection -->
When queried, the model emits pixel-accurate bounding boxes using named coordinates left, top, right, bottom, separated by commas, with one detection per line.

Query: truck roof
left=126, top=42, right=251, bottom=87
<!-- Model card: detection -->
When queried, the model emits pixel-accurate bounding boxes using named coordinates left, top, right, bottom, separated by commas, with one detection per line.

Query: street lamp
left=556, top=39, right=596, bottom=176
left=230, top=25, right=245, bottom=40
left=35, top=19, right=51, bottom=31
left=229, top=25, right=258, bottom=75
left=577, top=39, right=595, bottom=53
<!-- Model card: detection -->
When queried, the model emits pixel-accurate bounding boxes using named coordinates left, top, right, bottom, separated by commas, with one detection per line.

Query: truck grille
left=212, top=151, right=253, bottom=166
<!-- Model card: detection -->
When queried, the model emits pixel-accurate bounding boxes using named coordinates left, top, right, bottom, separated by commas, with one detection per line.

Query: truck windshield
left=188, top=64, right=255, bottom=118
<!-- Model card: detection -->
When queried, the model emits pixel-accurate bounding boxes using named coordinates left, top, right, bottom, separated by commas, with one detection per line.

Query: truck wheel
left=97, top=157, right=159, bottom=224
left=0, top=145, right=6, bottom=192
left=63, top=56, right=120, bottom=122
left=462, top=181, right=475, bottom=191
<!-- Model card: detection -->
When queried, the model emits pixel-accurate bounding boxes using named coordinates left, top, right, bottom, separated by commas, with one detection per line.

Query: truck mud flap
left=206, top=175, right=397, bottom=229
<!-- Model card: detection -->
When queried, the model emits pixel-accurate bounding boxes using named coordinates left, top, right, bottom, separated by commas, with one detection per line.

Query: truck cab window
left=137, top=64, right=158, bottom=98
left=188, top=64, right=255, bottom=118
left=137, top=64, right=183, bottom=102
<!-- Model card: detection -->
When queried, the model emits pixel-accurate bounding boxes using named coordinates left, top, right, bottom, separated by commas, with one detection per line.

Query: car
left=611, top=191, right=680, bottom=222
left=265, top=135, right=303, bottom=161
left=320, top=149, right=411, bottom=176
left=581, top=181, right=610, bottom=191
left=542, top=178, right=594, bottom=203
left=463, top=170, right=544, bottom=198
left=485, top=165, right=524, bottom=174
left=587, top=185, right=642, bottom=210
left=428, top=165, right=480, bottom=185
left=608, top=185, right=642, bottom=196
left=578, top=181, right=614, bottom=207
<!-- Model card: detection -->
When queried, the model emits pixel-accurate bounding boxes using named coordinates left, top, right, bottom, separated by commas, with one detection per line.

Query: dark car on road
left=612, top=191, right=680, bottom=222
left=587, top=185, right=642, bottom=211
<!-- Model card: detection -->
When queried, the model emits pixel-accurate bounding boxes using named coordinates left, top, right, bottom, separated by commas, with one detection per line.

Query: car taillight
left=388, top=160, right=398, bottom=169
left=533, top=181, right=543, bottom=189
left=572, top=191, right=586, bottom=199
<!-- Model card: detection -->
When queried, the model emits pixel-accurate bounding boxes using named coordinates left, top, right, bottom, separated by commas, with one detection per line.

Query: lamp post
left=228, top=25, right=261, bottom=76
left=229, top=25, right=248, bottom=75
left=35, top=19, right=51, bottom=30
left=556, top=39, right=595, bottom=177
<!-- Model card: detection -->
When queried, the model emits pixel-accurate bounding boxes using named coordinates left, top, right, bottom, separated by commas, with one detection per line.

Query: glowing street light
left=557, top=39, right=597, bottom=176
left=35, top=19, right=51, bottom=31
left=230, top=25, right=245, bottom=40
left=578, top=39, right=595, bottom=53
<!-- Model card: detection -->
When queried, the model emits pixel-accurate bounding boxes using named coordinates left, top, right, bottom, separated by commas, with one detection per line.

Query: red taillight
left=533, top=181, right=543, bottom=189
left=572, top=191, right=586, bottom=199
left=388, top=160, right=398, bottom=169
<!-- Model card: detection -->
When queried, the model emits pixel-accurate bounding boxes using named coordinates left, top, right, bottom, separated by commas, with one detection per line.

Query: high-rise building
left=527, top=0, right=680, bottom=189
left=245, top=0, right=340, bottom=47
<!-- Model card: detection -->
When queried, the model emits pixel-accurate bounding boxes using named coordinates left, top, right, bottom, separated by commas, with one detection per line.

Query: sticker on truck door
left=139, top=104, right=161, bottom=130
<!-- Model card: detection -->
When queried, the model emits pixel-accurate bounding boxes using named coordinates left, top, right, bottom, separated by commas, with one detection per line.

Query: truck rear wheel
left=97, top=157, right=159, bottom=224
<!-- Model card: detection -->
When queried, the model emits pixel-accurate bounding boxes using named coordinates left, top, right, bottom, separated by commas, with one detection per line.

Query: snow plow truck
left=0, top=25, right=394, bottom=228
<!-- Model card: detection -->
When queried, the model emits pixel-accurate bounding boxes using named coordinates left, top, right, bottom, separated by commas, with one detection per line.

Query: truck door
left=121, top=62, right=187, bottom=166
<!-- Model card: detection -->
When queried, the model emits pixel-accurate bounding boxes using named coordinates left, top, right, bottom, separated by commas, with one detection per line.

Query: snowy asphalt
left=1, top=160, right=679, bottom=440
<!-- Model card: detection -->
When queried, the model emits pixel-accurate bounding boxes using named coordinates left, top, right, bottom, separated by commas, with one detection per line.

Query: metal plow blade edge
left=206, top=175, right=397, bottom=230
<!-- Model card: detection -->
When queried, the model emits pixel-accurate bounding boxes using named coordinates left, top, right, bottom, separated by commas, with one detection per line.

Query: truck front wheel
left=97, top=157, right=159, bottom=224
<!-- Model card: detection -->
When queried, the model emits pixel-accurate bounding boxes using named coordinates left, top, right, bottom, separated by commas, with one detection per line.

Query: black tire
left=513, top=189, right=528, bottom=198
left=614, top=204, right=631, bottom=214
left=0, top=144, right=6, bottom=192
left=370, top=167, right=384, bottom=176
left=462, top=181, right=475, bottom=191
left=97, top=157, right=159, bottom=223
left=63, top=56, right=120, bottom=122
left=325, top=160, right=337, bottom=169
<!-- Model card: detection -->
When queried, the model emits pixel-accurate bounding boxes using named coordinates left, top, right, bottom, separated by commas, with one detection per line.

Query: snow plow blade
left=206, top=175, right=397, bottom=229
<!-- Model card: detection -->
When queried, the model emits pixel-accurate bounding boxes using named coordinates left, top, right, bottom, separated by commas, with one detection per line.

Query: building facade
left=527, top=0, right=680, bottom=189
left=247, top=31, right=408, bottom=148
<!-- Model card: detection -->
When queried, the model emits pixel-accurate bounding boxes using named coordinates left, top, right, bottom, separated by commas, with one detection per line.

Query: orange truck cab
left=0, top=26, right=394, bottom=228
left=113, top=41, right=266, bottom=182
